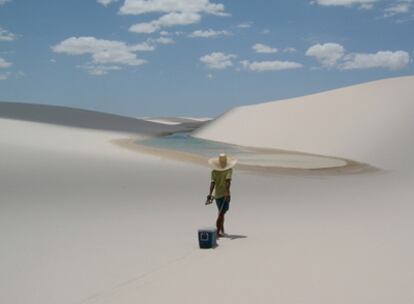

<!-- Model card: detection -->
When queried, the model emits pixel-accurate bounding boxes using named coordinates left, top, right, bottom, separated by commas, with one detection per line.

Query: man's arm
left=224, top=179, right=231, bottom=202
left=207, top=181, right=215, bottom=200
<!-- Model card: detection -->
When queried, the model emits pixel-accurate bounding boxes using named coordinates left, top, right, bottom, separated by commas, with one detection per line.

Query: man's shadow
left=221, top=234, right=247, bottom=240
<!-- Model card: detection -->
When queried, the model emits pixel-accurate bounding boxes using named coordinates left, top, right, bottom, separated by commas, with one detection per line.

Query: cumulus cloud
left=306, top=43, right=346, bottom=68
left=120, top=0, right=227, bottom=15
left=50, top=36, right=176, bottom=75
left=151, top=36, right=174, bottom=44
left=340, top=51, right=410, bottom=70
left=189, top=29, right=231, bottom=38
left=307, top=42, right=410, bottom=71
left=200, top=52, right=236, bottom=69
left=0, top=56, right=12, bottom=80
left=311, top=0, right=378, bottom=8
left=131, top=41, right=156, bottom=51
left=121, top=0, right=228, bottom=34
left=0, top=27, right=16, bottom=41
left=314, top=0, right=414, bottom=18
left=78, top=65, right=121, bottom=76
left=237, top=22, right=252, bottom=28
left=384, top=2, right=412, bottom=17
left=52, top=37, right=147, bottom=66
left=97, top=0, right=118, bottom=6
left=129, top=12, right=201, bottom=33
left=52, top=36, right=175, bottom=75
left=252, top=43, right=278, bottom=54
left=0, top=57, right=12, bottom=68
left=241, top=60, right=303, bottom=72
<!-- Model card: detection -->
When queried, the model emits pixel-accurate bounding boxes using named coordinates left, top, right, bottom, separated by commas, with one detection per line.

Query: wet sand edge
left=111, top=137, right=382, bottom=176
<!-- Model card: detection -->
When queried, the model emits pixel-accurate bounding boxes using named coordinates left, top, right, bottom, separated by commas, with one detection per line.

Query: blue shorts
left=216, top=197, right=230, bottom=214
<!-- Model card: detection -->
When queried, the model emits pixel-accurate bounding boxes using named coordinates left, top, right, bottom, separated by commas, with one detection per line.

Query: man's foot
left=217, top=232, right=224, bottom=238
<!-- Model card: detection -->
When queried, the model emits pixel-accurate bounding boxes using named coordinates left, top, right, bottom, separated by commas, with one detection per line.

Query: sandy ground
left=1, top=90, right=414, bottom=304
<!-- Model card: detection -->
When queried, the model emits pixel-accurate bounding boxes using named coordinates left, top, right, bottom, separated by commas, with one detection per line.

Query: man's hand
left=205, top=195, right=213, bottom=205
left=224, top=195, right=231, bottom=203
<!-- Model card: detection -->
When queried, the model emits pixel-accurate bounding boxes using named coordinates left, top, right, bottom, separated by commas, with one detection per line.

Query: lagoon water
left=138, top=133, right=347, bottom=169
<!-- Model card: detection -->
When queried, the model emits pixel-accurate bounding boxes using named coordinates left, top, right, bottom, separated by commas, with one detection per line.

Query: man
left=207, top=153, right=237, bottom=237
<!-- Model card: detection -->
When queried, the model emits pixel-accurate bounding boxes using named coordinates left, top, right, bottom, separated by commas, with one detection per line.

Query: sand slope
left=0, top=102, right=195, bottom=135
left=141, top=116, right=211, bottom=129
left=1, top=99, right=414, bottom=304
left=193, top=76, right=414, bottom=170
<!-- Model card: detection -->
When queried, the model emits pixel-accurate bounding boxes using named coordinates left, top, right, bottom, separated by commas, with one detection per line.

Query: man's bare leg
left=216, top=213, right=225, bottom=237
left=221, top=214, right=225, bottom=235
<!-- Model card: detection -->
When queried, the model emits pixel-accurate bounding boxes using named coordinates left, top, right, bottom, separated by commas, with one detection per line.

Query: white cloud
left=307, top=42, right=410, bottom=71
left=340, top=50, right=410, bottom=70
left=360, top=3, right=376, bottom=9
left=252, top=43, right=278, bottom=54
left=52, top=37, right=147, bottom=66
left=122, top=0, right=228, bottom=34
left=151, top=36, right=174, bottom=44
left=52, top=36, right=176, bottom=75
left=384, top=2, right=412, bottom=17
left=200, top=52, right=236, bottom=69
left=129, top=12, right=201, bottom=33
left=314, top=0, right=414, bottom=17
left=241, top=60, right=303, bottom=72
left=306, top=43, right=346, bottom=68
left=129, top=22, right=160, bottom=34
left=189, top=29, right=231, bottom=38
left=0, top=27, right=16, bottom=41
left=262, top=29, right=271, bottom=34
left=207, top=73, right=213, bottom=79
left=237, top=22, right=252, bottom=28
left=120, top=0, right=227, bottom=15
left=78, top=65, right=121, bottom=75
left=0, top=57, right=12, bottom=68
left=97, top=0, right=118, bottom=6
left=130, top=41, right=156, bottom=51
left=0, top=0, right=11, bottom=6
left=52, top=37, right=150, bottom=75
left=311, top=0, right=378, bottom=8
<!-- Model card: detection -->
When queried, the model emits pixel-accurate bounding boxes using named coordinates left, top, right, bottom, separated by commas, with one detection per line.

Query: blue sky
left=0, top=0, right=413, bottom=117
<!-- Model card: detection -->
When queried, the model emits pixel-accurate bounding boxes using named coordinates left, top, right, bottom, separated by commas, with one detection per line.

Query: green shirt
left=211, top=168, right=233, bottom=198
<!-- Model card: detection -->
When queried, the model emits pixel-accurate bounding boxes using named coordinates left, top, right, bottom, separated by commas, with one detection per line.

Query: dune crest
left=193, top=76, right=414, bottom=169
left=0, top=102, right=197, bottom=135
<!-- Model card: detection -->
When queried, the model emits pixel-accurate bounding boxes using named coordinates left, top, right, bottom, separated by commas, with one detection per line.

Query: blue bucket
left=198, top=228, right=217, bottom=249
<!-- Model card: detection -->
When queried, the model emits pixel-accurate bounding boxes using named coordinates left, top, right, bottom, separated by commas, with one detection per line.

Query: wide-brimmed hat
left=208, top=153, right=237, bottom=171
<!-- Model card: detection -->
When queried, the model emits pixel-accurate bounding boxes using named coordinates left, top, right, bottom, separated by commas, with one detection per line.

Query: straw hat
left=208, top=153, right=238, bottom=171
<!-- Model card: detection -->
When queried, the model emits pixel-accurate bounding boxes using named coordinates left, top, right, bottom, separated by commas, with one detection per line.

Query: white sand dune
left=0, top=102, right=189, bottom=135
left=193, top=76, right=414, bottom=170
left=142, top=118, right=182, bottom=125
left=142, top=116, right=211, bottom=124
left=177, top=116, right=212, bottom=122
left=1, top=92, right=414, bottom=304
left=141, top=116, right=211, bottom=129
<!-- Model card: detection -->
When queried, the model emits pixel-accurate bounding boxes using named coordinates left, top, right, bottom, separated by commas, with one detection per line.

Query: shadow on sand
left=220, top=234, right=248, bottom=240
